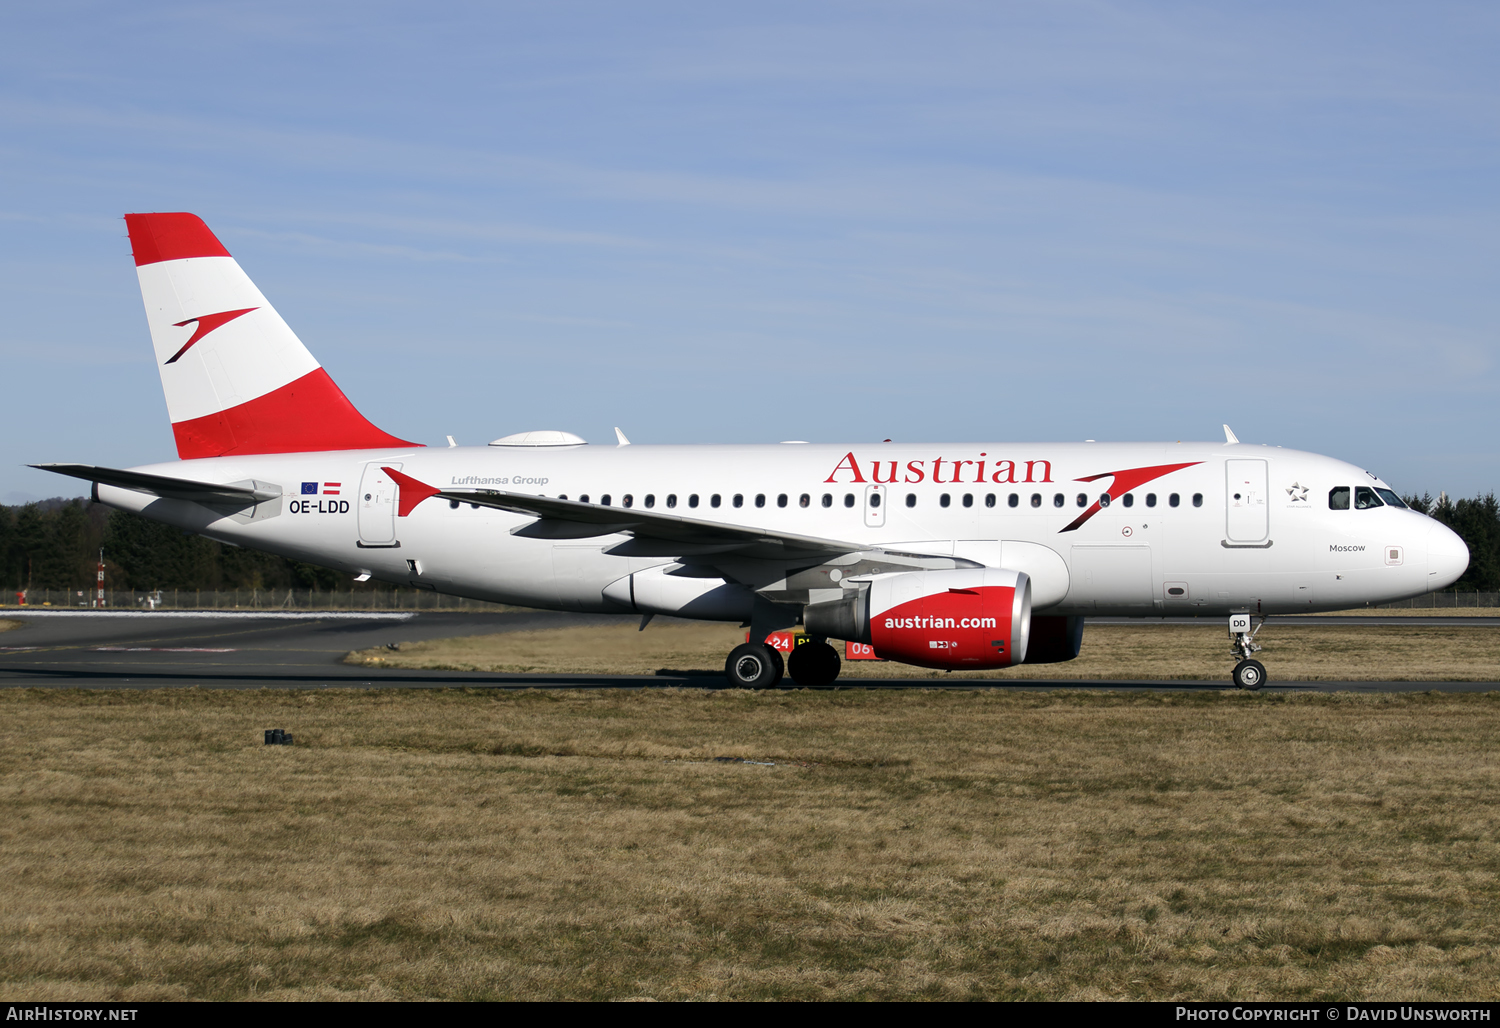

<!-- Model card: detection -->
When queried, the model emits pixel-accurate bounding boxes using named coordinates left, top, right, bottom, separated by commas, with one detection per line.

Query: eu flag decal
left=301, top=482, right=318, bottom=495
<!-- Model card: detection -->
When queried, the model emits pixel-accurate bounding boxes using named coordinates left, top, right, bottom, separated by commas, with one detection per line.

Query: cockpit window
left=1355, top=486, right=1384, bottom=510
left=1375, top=488, right=1408, bottom=509
left=1329, top=487, right=1350, bottom=510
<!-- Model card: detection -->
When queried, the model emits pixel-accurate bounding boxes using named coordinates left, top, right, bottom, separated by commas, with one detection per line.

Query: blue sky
left=2, top=1, right=1496, bottom=501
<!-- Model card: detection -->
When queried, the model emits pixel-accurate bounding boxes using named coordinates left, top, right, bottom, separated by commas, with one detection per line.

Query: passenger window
left=1122, top=494, right=1133, bottom=508
left=644, top=494, right=655, bottom=508
left=962, top=493, right=973, bottom=508
left=1193, top=493, right=1203, bottom=508
left=1031, top=493, right=1042, bottom=508
left=1355, top=486, right=1383, bottom=510
left=822, top=494, right=833, bottom=508
left=755, top=494, right=765, bottom=508
left=940, top=494, right=951, bottom=508
left=666, top=494, right=676, bottom=508
left=1076, top=493, right=1087, bottom=507
left=1098, top=494, right=1110, bottom=507
left=905, top=493, right=916, bottom=508
left=870, top=493, right=881, bottom=508
left=1169, top=493, right=1180, bottom=508
left=1009, top=493, right=1019, bottom=508
left=776, top=493, right=788, bottom=508
left=1053, top=494, right=1064, bottom=508
left=985, top=493, right=996, bottom=508
left=579, top=494, right=589, bottom=504
left=623, top=494, right=634, bottom=508
left=799, top=493, right=810, bottom=508
left=688, top=494, right=699, bottom=508
left=733, top=494, right=743, bottom=508
left=1146, top=493, right=1156, bottom=508
left=601, top=494, right=612, bottom=506
left=710, top=494, right=721, bottom=508
left=557, top=495, right=567, bottom=501
left=844, top=493, right=855, bottom=508
left=449, top=499, right=460, bottom=509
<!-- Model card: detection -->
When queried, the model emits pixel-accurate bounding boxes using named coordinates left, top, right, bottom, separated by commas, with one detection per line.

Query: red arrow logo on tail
left=1060, top=461, right=1203, bottom=533
left=165, top=307, right=259, bottom=364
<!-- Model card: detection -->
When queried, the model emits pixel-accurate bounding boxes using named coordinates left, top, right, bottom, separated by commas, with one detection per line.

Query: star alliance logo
left=1286, top=482, right=1309, bottom=502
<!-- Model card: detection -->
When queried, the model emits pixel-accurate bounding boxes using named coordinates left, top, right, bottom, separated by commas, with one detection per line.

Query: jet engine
left=805, top=568, right=1031, bottom=670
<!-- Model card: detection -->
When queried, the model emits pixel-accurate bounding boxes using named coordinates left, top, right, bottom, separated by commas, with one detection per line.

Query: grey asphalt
left=0, top=609, right=1494, bottom=692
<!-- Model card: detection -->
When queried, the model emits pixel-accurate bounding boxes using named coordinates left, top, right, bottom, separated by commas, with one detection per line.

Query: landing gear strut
left=725, top=642, right=784, bottom=689
left=1229, top=613, right=1267, bottom=690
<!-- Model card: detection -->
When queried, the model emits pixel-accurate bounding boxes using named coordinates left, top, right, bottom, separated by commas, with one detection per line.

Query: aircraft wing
left=386, top=468, right=859, bottom=557
left=30, top=463, right=279, bottom=506
left=445, top=488, right=859, bottom=556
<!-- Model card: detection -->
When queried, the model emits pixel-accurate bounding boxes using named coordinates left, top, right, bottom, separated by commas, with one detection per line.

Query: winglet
left=614, top=427, right=631, bottom=446
left=1223, top=424, right=1239, bottom=444
left=383, top=466, right=440, bottom=517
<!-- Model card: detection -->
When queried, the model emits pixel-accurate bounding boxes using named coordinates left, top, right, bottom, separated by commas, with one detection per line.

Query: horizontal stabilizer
left=30, top=463, right=279, bottom=506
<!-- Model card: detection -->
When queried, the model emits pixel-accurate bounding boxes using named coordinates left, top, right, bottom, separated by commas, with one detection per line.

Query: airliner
left=33, top=213, right=1470, bottom=689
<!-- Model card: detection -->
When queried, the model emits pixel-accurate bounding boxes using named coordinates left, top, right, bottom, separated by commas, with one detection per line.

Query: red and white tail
left=125, top=212, right=419, bottom=459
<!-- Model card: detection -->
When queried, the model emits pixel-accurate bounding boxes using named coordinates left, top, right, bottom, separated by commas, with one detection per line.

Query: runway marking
left=92, top=647, right=238, bottom=653
left=1, top=611, right=416, bottom=620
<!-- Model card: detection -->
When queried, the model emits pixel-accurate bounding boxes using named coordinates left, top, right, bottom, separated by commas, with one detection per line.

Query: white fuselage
left=97, top=440, right=1469, bottom=618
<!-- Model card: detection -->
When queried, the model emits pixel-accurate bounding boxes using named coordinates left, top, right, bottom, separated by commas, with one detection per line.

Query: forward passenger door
left=1225, top=459, right=1269, bottom=543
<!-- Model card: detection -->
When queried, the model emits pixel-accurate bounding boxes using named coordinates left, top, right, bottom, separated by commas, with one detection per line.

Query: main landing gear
left=1229, top=613, right=1267, bottom=690
left=725, top=642, right=783, bottom=689
left=787, top=640, right=841, bottom=687
left=723, top=638, right=843, bottom=688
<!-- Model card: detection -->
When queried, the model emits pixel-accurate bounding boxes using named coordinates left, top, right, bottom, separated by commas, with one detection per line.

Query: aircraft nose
left=1427, top=521, right=1470, bottom=591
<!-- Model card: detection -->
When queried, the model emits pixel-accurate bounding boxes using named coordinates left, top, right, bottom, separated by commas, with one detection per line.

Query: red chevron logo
left=1059, top=461, right=1203, bottom=532
left=165, top=307, right=258, bottom=365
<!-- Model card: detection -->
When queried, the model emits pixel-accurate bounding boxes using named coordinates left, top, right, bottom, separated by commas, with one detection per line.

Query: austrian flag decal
left=299, top=482, right=343, bottom=496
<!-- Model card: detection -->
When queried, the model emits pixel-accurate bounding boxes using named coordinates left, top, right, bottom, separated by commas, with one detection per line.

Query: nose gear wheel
left=1232, top=658, right=1266, bottom=690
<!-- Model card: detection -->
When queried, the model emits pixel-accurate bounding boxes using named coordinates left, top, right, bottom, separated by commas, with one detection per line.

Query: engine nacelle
left=806, top=568, right=1031, bottom=670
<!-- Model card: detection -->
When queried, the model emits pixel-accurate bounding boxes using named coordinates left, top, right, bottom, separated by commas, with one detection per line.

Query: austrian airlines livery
left=35, top=213, right=1470, bottom=689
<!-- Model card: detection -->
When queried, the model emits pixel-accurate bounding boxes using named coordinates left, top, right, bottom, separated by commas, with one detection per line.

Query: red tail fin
left=126, top=212, right=421, bottom=458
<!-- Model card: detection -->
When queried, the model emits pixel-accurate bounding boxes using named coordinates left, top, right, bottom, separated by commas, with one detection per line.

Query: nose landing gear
left=1229, top=613, right=1267, bottom=690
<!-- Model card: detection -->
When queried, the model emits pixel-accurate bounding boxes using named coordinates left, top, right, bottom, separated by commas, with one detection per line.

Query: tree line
left=0, top=500, right=357, bottom=595
left=1, top=492, right=1497, bottom=595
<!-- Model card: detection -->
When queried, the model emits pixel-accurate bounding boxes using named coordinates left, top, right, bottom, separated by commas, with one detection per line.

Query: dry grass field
left=3, top=687, right=1500, bottom=1001
left=347, top=619, right=1500, bottom=681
